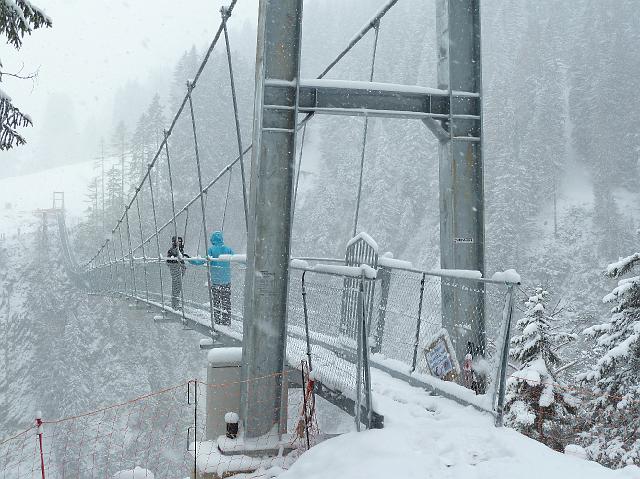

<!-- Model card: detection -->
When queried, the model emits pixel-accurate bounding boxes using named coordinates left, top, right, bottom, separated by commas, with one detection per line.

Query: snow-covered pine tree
left=578, top=252, right=640, bottom=468
left=0, top=0, right=51, bottom=149
left=504, top=287, right=577, bottom=450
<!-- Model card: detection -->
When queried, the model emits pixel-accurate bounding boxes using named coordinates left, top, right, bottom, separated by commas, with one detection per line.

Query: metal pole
left=411, top=272, right=427, bottom=372
left=436, top=0, right=485, bottom=362
left=194, top=380, right=198, bottom=477
left=163, top=130, right=188, bottom=323
left=495, top=284, right=516, bottom=427
left=135, top=195, right=150, bottom=304
left=222, top=7, right=249, bottom=234
left=352, top=20, right=380, bottom=238
left=241, top=0, right=303, bottom=439
left=36, top=415, right=45, bottom=479
left=361, top=276, right=373, bottom=429
left=301, top=271, right=312, bottom=371
left=148, top=164, right=166, bottom=314
left=355, top=276, right=364, bottom=432
left=186, top=84, right=216, bottom=335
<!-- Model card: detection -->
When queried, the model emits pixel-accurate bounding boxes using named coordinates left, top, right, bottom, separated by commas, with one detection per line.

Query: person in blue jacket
left=208, top=231, right=234, bottom=325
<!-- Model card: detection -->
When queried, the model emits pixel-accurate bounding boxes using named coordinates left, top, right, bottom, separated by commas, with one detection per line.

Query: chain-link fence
left=82, top=258, right=518, bottom=426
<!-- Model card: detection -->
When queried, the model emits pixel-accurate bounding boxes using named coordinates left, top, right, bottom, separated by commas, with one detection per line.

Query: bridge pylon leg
left=437, top=0, right=485, bottom=363
left=241, top=0, right=303, bottom=440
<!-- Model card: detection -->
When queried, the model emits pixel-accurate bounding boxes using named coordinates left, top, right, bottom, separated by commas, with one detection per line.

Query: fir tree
left=111, top=121, right=128, bottom=205
left=578, top=253, right=640, bottom=468
left=129, top=112, right=149, bottom=187
left=504, top=287, right=577, bottom=450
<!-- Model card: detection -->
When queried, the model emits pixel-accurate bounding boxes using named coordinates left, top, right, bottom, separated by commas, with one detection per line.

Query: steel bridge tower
left=242, top=0, right=483, bottom=438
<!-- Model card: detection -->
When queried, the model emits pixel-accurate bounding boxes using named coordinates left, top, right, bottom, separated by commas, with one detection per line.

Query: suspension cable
left=352, top=19, right=381, bottom=238
left=124, top=207, right=138, bottom=298
left=163, top=129, right=187, bottom=323
left=88, top=0, right=403, bottom=267
left=135, top=194, right=150, bottom=304
left=222, top=6, right=249, bottom=234
left=147, top=164, right=166, bottom=313
left=186, top=81, right=216, bottom=334
left=292, top=121, right=308, bottom=221
left=183, top=207, right=190, bottom=245
left=221, top=168, right=233, bottom=232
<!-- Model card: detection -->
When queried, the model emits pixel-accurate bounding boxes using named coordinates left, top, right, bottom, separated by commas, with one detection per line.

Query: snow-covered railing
left=82, top=253, right=520, bottom=426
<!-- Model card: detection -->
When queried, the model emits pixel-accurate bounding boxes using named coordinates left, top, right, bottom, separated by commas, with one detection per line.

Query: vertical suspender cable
left=117, top=223, right=128, bottom=295
left=352, top=20, right=381, bottom=239
left=108, top=237, right=116, bottom=294
left=183, top=207, right=190, bottom=245
left=222, top=7, right=249, bottom=234
left=124, top=207, right=138, bottom=298
left=163, top=129, right=188, bottom=323
left=292, top=122, right=307, bottom=223
left=148, top=165, right=166, bottom=313
left=186, top=81, right=217, bottom=334
left=135, top=194, right=150, bottom=304
left=221, top=169, right=232, bottom=232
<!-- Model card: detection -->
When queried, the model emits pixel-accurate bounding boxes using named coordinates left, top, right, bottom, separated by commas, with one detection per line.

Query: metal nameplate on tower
left=453, top=237, right=474, bottom=244
left=257, top=271, right=276, bottom=295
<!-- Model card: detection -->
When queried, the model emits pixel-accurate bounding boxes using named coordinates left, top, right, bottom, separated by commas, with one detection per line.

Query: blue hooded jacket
left=207, top=231, right=234, bottom=284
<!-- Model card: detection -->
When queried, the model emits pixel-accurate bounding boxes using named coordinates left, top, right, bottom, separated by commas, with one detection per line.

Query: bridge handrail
left=89, top=252, right=520, bottom=287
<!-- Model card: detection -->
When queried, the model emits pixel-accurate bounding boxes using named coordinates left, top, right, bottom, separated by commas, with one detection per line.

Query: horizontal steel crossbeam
left=263, top=79, right=480, bottom=140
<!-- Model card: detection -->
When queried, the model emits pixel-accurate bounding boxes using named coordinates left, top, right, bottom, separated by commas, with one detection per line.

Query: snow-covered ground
left=274, top=370, right=639, bottom=479
left=0, top=159, right=112, bottom=238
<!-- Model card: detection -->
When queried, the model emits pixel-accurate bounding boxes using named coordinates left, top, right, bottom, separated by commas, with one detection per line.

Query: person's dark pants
left=169, top=264, right=183, bottom=310
left=212, top=283, right=231, bottom=325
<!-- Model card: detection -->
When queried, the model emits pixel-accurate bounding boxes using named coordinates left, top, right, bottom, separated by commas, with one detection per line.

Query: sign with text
left=423, top=329, right=460, bottom=382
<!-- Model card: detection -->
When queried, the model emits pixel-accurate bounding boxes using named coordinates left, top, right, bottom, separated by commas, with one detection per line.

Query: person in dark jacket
left=167, top=236, right=190, bottom=310
left=207, top=231, right=234, bottom=325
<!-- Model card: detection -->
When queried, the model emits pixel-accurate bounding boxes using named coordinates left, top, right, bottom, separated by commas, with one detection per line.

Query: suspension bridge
left=7, top=1, right=523, bottom=477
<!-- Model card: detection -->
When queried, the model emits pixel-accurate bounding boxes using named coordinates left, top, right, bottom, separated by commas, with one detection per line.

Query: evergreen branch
left=0, top=0, right=52, bottom=50
left=0, top=95, right=32, bottom=150
left=606, top=253, right=640, bottom=278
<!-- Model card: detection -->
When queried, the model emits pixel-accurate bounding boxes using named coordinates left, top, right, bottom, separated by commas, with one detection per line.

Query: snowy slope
left=0, top=158, right=116, bottom=238
left=277, top=370, right=639, bottom=479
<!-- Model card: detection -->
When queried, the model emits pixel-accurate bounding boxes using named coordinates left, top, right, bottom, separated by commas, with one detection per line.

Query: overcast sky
left=2, top=0, right=259, bottom=170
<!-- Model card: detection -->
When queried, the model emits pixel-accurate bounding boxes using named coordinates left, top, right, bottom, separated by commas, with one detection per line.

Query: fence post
left=301, top=271, right=313, bottom=371
left=373, top=266, right=390, bottom=354
left=495, top=284, right=516, bottom=427
left=194, top=380, right=198, bottom=477
left=35, top=413, right=45, bottom=479
left=361, top=276, right=373, bottom=429
left=355, top=275, right=364, bottom=432
left=411, top=272, right=427, bottom=372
